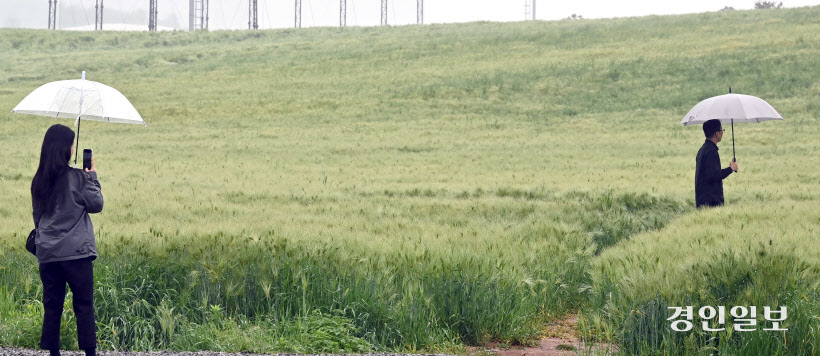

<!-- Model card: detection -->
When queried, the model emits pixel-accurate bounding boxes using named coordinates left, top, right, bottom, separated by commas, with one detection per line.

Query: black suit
left=695, top=139, right=734, bottom=208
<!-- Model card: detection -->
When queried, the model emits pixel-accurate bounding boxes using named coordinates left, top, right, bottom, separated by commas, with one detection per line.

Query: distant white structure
left=63, top=23, right=176, bottom=31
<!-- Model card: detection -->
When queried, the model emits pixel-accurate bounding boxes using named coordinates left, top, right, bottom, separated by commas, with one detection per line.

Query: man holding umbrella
left=695, top=119, right=739, bottom=208
left=683, top=89, right=782, bottom=208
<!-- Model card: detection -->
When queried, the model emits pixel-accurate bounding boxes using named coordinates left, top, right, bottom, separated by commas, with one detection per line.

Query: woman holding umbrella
left=31, top=124, right=103, bottom=356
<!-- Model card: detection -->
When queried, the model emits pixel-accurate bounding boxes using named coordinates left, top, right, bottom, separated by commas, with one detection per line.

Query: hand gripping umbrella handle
left=732, top=119, right=738, bottom=173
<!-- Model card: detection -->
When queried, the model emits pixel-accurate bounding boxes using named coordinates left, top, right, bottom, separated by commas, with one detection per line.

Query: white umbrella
left=680, top=89, right=783, bottom=163
left=11, top=71, right=146, bottom=167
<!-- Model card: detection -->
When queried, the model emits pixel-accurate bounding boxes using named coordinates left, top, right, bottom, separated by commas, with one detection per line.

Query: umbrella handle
left=74, top=116, right=81, bottom=168
left=731, top=119, right=738, bottom=173
left=74, top=83, right=84, bottom=169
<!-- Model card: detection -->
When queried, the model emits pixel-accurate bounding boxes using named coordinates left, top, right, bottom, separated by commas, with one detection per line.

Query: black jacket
left=695, top=140, right=734, bottom=208
left=33, top=169, right=103, bottom=263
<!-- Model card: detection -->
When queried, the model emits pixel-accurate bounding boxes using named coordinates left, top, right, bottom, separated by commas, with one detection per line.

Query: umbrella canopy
left=12, top=74, right=145, bottom=125
left=680, top=93, right=783, bottom=126
left=680, top=92, right=783, bottom=165
left=11, top=72, right=145, bottom=168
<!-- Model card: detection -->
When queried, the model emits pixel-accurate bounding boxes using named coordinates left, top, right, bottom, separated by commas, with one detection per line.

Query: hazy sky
left=3, top=0, right=819, bottom=30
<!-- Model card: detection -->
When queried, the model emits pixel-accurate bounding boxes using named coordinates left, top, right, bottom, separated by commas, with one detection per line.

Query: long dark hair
left=31, top=124, right=76, bottom=216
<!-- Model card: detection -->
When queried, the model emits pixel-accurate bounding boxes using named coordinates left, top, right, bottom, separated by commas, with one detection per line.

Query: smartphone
left=83, top=149, right=93, bottom=171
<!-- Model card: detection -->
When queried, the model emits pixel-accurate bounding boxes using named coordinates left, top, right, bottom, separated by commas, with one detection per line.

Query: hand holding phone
left=83, top=149, right=96, bottom=172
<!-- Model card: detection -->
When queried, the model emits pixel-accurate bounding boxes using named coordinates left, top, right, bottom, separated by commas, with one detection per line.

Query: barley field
left=0, top=6, right=818, bottom=355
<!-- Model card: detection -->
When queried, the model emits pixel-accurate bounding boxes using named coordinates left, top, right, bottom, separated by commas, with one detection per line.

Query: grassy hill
left=1, top=6, right=818, bottom=355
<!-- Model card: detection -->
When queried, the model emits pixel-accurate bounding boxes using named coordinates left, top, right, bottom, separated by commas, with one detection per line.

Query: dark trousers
left=39, top=257, right=96, bottom=350
left=697, top=201, right=724, bottom=209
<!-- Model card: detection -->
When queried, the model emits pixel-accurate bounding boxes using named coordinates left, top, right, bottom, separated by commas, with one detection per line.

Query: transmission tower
left=295, top=0, right=302, bottom=28
left=249, top=0, right=258, bottom=29
left=340, top=0, right=346, bottom=27
left=533, top=0, right=536, bottom=20
left=148, top=0, right=158, bottom=31
left=189, top=0, right=193, bottom=30
left=189, top=0, right=209, bottom=30
left=524, top=0, right=536, bottom=20
left=417, top=0, right=423, bottom=24
left=48, top=0, right=57, bottom=30
left=94, top=0, right=103, bottom=30
left=203, top=0, right=209, bottom=29
left=380, top=0, right=387, bottom=25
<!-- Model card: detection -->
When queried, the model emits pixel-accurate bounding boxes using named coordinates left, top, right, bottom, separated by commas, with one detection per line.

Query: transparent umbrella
left=11, top=71, right=146, bottom=167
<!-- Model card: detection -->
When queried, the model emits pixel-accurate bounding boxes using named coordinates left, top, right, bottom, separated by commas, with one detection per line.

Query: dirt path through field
left=467, top=315, right=616, bottom=356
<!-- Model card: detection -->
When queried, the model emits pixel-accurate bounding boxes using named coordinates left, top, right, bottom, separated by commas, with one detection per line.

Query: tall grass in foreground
left=581, top=201, right=820, bottom=355
left=0, top=5, right=818, bottom=354
left=0, top=191, right=683, bottom=351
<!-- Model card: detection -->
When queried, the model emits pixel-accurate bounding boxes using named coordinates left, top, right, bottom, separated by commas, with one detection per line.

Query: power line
left=66, top=0, right=75, bottom=28
left=228, top=0, right=242, bottom=28
left=118, top=0, right=132, bottom=25
left=126, top=0, right=140, bottom=25
left=263, top=1, right=272, bottom=29
left=351, top=0, right=357, bottom=26
left=79, top=0, right=92, bottom=26
left=118, top=0, right=125, bottom=24
left=391, top=0, right=396, bottom=25
left=307, top=0, right=316, bottom=27
left=170, top=0, right=185, bottom=29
